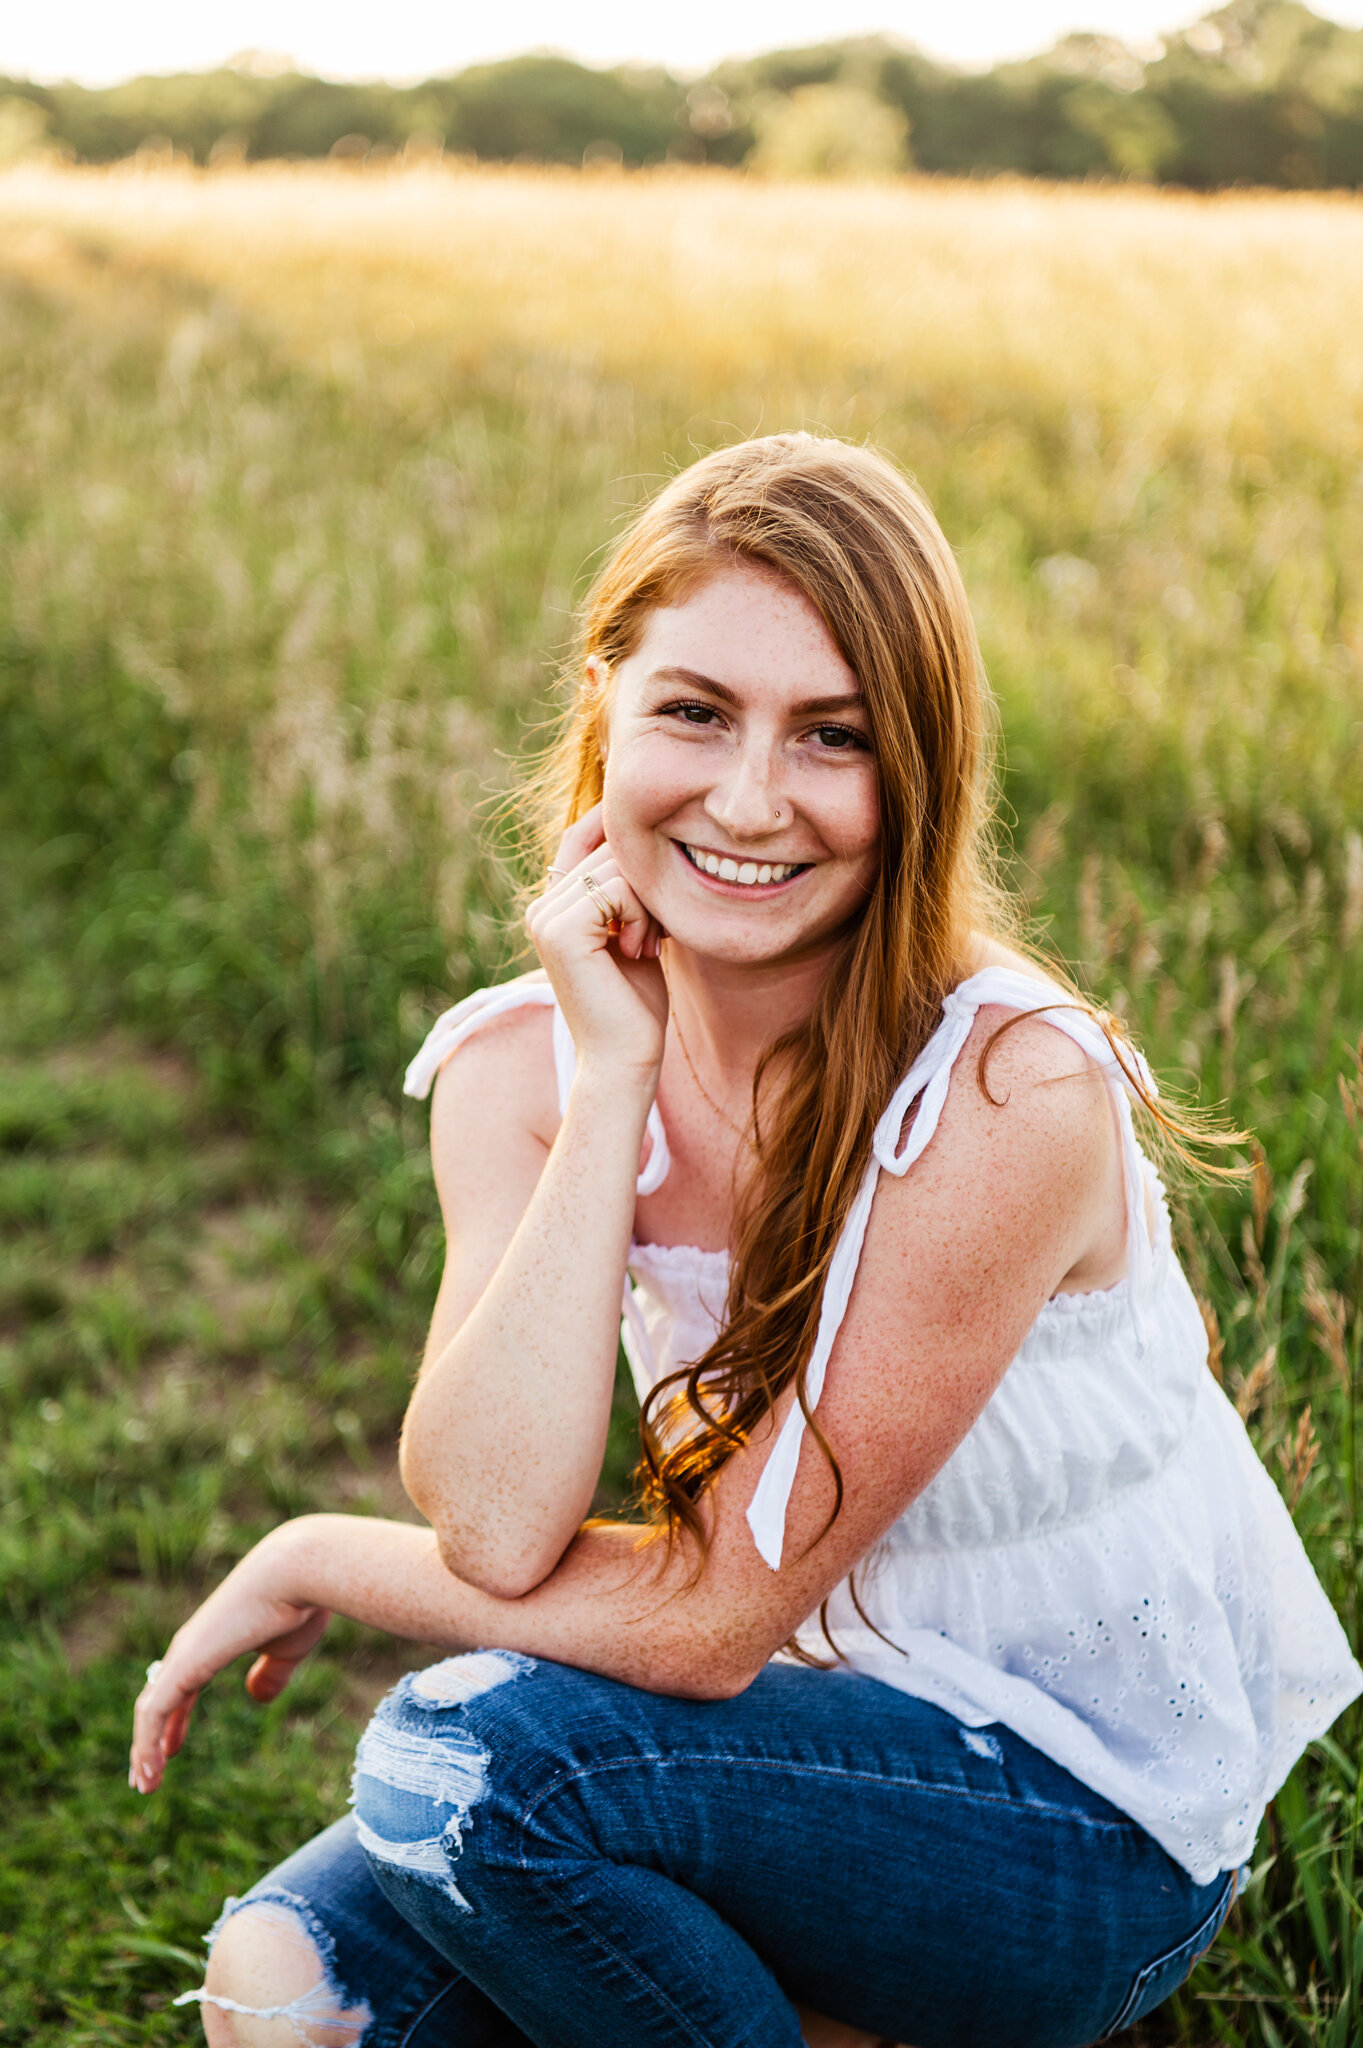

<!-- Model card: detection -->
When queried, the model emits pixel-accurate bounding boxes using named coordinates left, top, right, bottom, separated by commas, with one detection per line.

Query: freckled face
left=599, top=560, right=880, bottom=966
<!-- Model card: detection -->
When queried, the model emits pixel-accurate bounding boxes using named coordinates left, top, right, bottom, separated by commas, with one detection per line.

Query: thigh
left=194, top=1814, right=532, bottom=2048
left=356, top=1654, right=1233, bottom=2048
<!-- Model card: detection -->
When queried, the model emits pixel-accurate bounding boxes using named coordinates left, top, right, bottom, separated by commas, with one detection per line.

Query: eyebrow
left=645, top=665, right=864, bottom=717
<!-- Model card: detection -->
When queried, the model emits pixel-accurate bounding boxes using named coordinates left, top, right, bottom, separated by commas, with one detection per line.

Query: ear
left=584, top=654, right=611, bottom=762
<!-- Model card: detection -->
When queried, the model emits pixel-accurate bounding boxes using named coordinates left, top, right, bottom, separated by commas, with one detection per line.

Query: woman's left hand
left=129, top=1529, right=330, bottom=1794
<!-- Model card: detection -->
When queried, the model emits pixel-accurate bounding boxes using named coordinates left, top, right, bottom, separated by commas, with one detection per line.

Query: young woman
left=131, top=434, right=1360, bottom=2048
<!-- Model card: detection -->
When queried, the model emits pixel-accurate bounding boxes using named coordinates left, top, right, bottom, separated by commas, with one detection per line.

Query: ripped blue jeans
left=185, top=1653, right=1240, bottom=2048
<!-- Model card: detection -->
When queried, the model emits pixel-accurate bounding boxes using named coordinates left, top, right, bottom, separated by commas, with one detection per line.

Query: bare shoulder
left=941, top=1003, right=1116, bottom=1162
left=428, top=994, right=561, bottom=1180
left=859, top=1001, right=1125, bottom=1326
left=969, top=999, right=1108, bottom=1092
left=878, top=1001, right=1120, bottom=1241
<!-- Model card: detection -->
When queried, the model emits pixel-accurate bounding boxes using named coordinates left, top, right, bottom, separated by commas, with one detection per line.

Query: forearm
left=403, top=1064, right=655, bottom=1593
left=277, top=1512, right=752, bottom=1699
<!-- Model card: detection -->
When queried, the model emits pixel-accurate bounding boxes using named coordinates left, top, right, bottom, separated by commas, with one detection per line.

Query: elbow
left=401, top=1440, right=567, bottom=1600
left=654, top=1634, right=766, bottom=1702
left=397, top=1407, right=446, bottom=1522
left=433, top=1529, right=559, bottom=1602
left=673, top=1664, right=755, bottom=1702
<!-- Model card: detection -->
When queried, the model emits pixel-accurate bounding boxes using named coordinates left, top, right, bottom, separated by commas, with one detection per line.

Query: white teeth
left=685, top=846, right=803, bottom=887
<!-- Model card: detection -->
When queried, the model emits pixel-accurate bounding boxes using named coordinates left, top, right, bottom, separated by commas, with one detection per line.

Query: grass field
left=0, top=161, right=1360, bottom=2044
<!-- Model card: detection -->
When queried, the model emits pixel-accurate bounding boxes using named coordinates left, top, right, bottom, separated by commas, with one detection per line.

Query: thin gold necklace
left=662, top=961, right=755, bottom=1147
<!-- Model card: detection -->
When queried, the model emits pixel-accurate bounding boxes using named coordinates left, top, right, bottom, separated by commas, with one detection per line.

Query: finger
left=256, top=1606, right=330, bottom=1662
left=130, top=1670, right=188, bottom=1793
left=627, top=899, right=667, bottom=961
left=536, top=855, right=626, bottom=926
left=163, top=1690, right=199, bottom=1758
left=536, top=837, right=615, bottom=906
left=530, top=855, right=665, bottom=971
left=529, top=843, right=612, bottom=927
left=575, top=868, right=651, bottom=952
left=245, top=1651, right=302, bottom=1703
left=130, top=1682, right=165, bottom=1790
left=616, top=902, right=652, bottom=959
left=600, top=873, right=662, bottom=959
left=552, top=803, right=606, bottom=871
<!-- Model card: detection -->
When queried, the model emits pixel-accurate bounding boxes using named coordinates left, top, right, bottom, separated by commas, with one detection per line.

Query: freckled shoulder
left=886, top=1001, right=1120, bottom=1210
left=849, top=1002, right=1127, bottom=1346
left=428, top=999, right=561, bottom=1164
left=965, top=1002, right=1114, bottom=1110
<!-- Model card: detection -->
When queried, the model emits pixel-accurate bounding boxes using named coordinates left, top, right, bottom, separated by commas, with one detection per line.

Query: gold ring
left=581, top=872, right=620, bottom=926
left=544, top=867, right=568, bottom=883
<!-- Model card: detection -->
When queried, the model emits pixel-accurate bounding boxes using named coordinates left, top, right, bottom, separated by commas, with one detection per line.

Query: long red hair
left=521, top=433, right=1240, bottom=1612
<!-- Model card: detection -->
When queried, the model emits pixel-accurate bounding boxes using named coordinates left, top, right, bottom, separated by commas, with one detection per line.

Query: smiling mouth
left=679, top=842, right=813, bottom=888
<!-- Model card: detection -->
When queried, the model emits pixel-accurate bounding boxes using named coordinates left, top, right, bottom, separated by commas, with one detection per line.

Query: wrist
left=256, top=1514, right=326, bottom=1602
left=568, top=1057, right=660, bottom=1118
left=566, top=1063, right=660, bottom=1169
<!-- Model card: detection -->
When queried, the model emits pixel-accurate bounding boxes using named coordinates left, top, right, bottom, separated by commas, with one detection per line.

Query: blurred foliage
left=746, top=84, right=911, bottom=179
left=5, top=2, right=1363, bottom=187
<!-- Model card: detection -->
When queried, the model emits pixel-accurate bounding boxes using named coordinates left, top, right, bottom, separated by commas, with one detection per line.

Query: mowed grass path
left=0, top=165, right=1359, bottom=2043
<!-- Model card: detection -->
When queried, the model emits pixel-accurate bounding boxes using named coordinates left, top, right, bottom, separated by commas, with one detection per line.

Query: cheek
left=602, top=741, right=694, bottom=845
left=816, top=768, right=881, bottom=866
left=600, top=768, right=661, bottom=877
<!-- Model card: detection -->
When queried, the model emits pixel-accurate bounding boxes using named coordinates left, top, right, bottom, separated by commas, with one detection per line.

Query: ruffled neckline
left=629, top=1158, right=1174, bottom=1320
left=629, top=1237, right=729, bottom=1272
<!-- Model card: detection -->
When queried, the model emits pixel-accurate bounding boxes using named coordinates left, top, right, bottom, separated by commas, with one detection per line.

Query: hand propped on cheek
left=525, top=802, right=670, bottom=1082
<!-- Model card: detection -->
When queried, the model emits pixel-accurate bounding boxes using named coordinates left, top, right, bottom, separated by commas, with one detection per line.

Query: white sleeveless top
left=405, top=967, right=1362, bottom=1885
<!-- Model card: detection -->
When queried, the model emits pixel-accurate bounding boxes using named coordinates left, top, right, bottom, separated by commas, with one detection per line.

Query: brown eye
left=663, top=700, right=722, bottom=726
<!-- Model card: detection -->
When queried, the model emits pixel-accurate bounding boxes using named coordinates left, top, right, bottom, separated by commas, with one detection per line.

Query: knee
left=196, top=1899, right=372, bottom=2048
left=354, top=1651, right=606, bottom=1911
left=352, top=1650, right=539, bottom=1911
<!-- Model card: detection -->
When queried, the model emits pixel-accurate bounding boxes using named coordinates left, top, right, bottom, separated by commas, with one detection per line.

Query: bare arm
left=402, top=1046, right=652, bottom=1596
left=132, top=1012, right=1125, bottom=1789
left=400, top=805, right=669, bottom=1596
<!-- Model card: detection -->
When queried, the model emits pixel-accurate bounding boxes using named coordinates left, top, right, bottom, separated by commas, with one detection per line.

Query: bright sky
left=9, top=0, right=1363, bottom=88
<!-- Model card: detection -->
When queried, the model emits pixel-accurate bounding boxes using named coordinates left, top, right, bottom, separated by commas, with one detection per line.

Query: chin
left=657, top=904, right=834, bottom=967
left=678, top=931, right=792, bottom=966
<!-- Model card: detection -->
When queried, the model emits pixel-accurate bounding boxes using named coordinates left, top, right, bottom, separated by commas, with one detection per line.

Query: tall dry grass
left=5, top=162, right=1363, bottom=450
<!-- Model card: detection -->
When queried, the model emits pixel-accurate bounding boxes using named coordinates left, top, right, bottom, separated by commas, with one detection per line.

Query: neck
left=661, top=936, right=844, bottom=1083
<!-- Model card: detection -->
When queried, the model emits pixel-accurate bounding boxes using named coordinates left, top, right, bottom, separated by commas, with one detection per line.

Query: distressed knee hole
left=176, top=1894, right=372, bottom=2047
left=408, top=1648, right=534, bottom=1708
left=350, top=1649, right=532, bottom=1911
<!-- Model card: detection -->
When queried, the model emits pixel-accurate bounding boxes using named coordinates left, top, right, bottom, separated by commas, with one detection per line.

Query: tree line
left=4, top=0, right=1363, bottom=188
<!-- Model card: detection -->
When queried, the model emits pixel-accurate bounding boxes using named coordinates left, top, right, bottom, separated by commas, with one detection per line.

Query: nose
left=701, top=737, right=787, bottom=843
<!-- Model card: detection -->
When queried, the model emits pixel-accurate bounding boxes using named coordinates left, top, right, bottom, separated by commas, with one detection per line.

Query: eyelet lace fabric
left=407, top=970, right=1362, bottom=1886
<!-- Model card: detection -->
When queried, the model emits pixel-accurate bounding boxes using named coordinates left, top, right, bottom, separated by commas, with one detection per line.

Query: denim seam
left=1094, top=1867, right=1237, bottom=2040
left=489, top=1859, right=728, bottom=2048
left=510, top=1751, right=1140, bottom=1840
left=393, top=1972, right=474, bottom=2048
